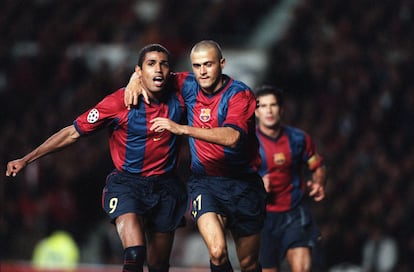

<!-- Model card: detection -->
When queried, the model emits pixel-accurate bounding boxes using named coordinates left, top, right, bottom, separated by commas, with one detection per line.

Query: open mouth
left=153, top=76, right=164, bottom=87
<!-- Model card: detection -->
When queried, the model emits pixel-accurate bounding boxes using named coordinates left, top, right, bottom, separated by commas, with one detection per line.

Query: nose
left=265, top=105, right=272, bottom=113
left=155, top=62, right=162, bottom=72
left=200, top=65, right=207, bottom=74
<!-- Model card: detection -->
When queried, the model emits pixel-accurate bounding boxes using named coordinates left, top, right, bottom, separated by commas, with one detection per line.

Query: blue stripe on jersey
left=285, top=126, right=306, bottom=206
left=257, top=134, right=268, bottom=177
left=165, top=95, right=182, bottom=171
left=179, top=74, right=204, bottom=173
left=188, top=136, right=205, bottom=174
left=124, top=103, right=148, bottom=173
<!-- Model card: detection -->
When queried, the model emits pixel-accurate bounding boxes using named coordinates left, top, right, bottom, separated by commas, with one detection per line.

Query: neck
left=142, top=85, right=161, bottom=101
left=259, top=124, right=281, bottom=138
left=202, top=76, right=225, bottom=95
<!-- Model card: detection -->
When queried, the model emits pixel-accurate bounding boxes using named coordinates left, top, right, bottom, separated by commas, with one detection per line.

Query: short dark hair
left=255, top=85, right=284, bottom=107
left=137, top=44, right=170, bottom=67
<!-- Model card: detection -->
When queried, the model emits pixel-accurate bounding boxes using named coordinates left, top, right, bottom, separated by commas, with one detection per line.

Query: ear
left=135, top=65, right=142, bottom=77
left=220, top=58, right=226, bottom=69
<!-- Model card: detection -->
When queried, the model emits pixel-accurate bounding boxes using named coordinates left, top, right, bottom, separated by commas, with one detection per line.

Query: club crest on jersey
left=199, top=108, right=211, bottom=122
left=87, top=109, right=99, bottom=123
left=273, top=153, right=286, bottom=165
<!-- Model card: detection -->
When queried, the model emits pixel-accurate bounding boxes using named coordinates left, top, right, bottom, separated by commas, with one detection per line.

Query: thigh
left=188, top=176, right=222, bottom=223
left=188, top=174, right=266, bottom=237
left=102, top=171, right=158, bottom=222
left=115, top=212, right=145, bottom=248
left=280, top=204, right=321, bottom=259
left=228, top=177, right=266, bottom=236
left=259, top=213, right=282, bottom=268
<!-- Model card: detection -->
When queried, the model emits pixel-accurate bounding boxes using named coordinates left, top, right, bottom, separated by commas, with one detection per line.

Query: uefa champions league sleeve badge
left=87, top=109, right=99, bottom=123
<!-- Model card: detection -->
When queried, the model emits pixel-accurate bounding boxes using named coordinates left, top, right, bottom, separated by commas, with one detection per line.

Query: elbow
left=226, top=130, right=241, bottom=148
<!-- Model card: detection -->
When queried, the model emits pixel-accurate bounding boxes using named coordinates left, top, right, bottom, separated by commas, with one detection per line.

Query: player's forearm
left=22, top=125, right=80, bottom=165
left=313, top=165, right=327, bottom=187
left=182, top=125, right=240, bottom=148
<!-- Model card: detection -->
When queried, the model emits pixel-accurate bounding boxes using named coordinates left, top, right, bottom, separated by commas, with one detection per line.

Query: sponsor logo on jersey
left=199, top=108, right=211, bottom=122
left=273, top=153, right=286, bottom=165
left=87, top=109, right=99, bottom=123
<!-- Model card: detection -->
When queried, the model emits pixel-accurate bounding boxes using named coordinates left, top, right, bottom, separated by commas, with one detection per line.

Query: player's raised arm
left=6, top=125, right=81, bottom=177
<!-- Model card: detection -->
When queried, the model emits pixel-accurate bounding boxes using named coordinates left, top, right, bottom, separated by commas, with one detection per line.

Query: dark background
left=1, top=0, right=413, bottom=270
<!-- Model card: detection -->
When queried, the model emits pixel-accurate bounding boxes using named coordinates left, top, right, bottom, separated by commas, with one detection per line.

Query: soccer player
left=125, top=40, right=266, bottom=272
left=254, top=85, right=327, bottom=272
left=5, top=44, right=187, bottom=272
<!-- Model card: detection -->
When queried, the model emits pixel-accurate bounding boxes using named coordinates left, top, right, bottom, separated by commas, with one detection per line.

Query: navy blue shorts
left=102, top=170, right=187, bottom=232
left=188, top=174, right=266, bottom=237
left=259, top=202, right=321, bottom=268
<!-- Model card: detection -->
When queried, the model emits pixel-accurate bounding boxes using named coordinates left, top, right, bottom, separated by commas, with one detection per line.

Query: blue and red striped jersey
left=256, top=125, right=324, bottom=212
left=173, top=72, right=261, bottom=177
left=74, top=88, right=185, bottom=176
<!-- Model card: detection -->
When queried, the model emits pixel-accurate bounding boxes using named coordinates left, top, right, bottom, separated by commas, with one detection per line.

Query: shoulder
left=227, top=76, right=251, bottom=91
left=284, top=125, right=305, bottom=134
left=283, top=126, right=308, bottom=140
left=172, top=71, right=193, bottom=82
left=96, top=88, right=128, bottom=112
left=225, top=76, right=255, bottom=98
left=172, top=72, right=199, bottom=97
left=102, top=88, right=125, bottom=102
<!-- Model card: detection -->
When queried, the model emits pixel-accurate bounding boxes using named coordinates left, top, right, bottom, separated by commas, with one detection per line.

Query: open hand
left=124, top=72, right=149, bottom=109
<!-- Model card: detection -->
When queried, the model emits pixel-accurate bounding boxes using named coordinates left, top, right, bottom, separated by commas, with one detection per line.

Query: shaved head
left=191, top=40, right=223, bottom=60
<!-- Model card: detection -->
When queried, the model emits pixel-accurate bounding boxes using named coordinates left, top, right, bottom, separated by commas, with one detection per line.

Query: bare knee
left=290, top=262, right=311, bottom=272
left=286, top=247, right=312, bottom=272
left=239, top=255, right=260, bottom=272
left=209, top=244, right=229, bottom=265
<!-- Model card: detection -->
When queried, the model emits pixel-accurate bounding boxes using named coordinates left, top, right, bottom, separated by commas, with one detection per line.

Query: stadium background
left=0, top=0, right=413, bottom=271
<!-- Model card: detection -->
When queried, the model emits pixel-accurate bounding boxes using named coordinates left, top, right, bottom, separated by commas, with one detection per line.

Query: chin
left=200, top=84, right=214, bottom=92
left=151, top=87, right=164, bottom=92
left=265, top=122, right=277, bottom=128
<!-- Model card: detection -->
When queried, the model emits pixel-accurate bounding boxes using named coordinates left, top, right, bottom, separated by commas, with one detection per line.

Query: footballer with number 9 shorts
left=6, top=44, right=187, bottom=272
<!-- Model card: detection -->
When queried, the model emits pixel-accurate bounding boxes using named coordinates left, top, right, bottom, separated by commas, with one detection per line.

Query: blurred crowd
left=1, top=0, right=413, bottom=271
left=266, top=1, right=414, bottom=270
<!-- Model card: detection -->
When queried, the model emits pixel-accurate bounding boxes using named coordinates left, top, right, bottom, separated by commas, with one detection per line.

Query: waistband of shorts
left=114, top=169, right=176, bottom=181
left=191, top=172, right=261, bottom=181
